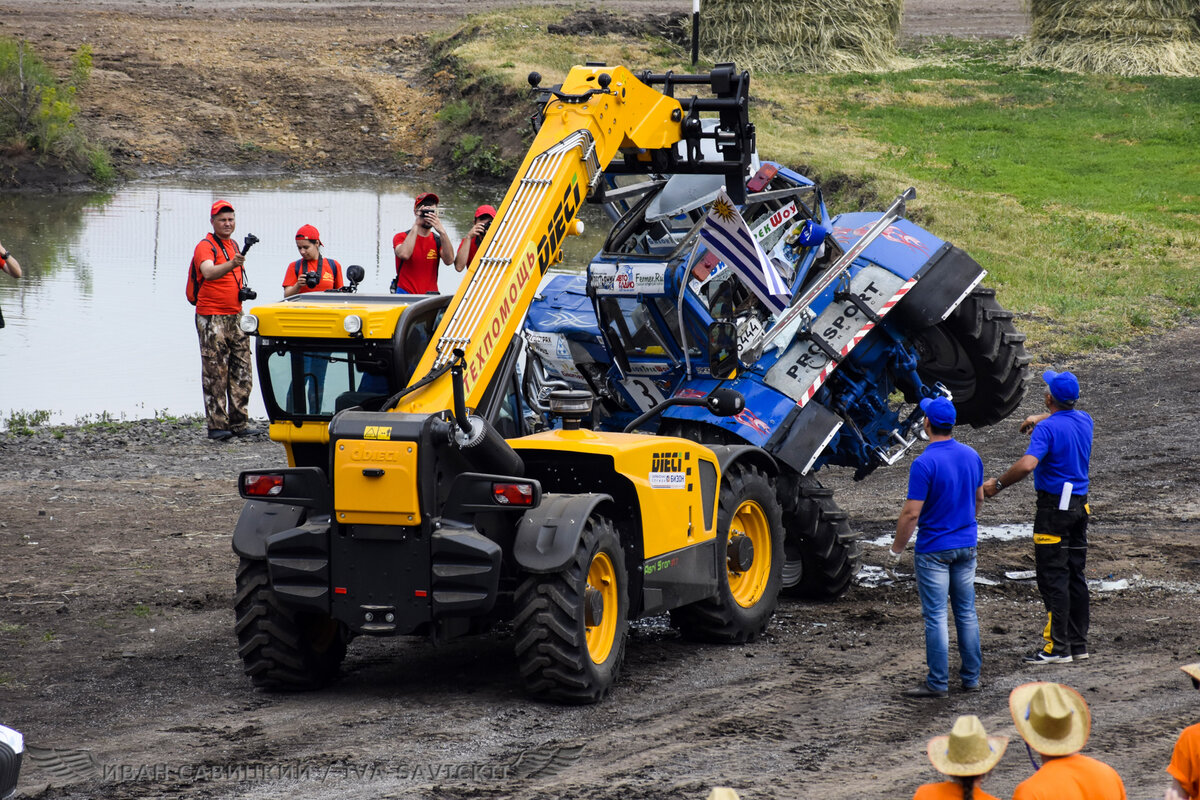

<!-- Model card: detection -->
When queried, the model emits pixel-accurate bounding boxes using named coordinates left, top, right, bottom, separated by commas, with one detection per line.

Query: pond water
left=0, top=174, right=605, bottom=429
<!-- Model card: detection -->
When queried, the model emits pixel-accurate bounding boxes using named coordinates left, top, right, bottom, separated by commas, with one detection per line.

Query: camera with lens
left=304, top=268, right=320, bottom=289
left=237, top=233, right=259, bottom=302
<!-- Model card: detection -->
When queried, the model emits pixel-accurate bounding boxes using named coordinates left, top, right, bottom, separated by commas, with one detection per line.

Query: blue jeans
left=915, top=547, right=982, bottom=691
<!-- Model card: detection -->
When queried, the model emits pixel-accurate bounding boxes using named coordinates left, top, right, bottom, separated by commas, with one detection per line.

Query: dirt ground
left=3, top=321, right=1199, bottom=800
left=0, top=0, right=1029, bottom=185
left=4, top=2, right=1197, bottom=800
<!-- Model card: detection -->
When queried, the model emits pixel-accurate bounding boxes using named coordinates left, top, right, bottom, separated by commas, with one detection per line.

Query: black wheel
left=911, top=287, right=1031, bottom=428
left=234, top=558, right=347, bottom=691
left=513, top=515, right=628, bottom=704
left=671, top=462, right=784, bottom=643
left=778, top=473, right=861, bottom=600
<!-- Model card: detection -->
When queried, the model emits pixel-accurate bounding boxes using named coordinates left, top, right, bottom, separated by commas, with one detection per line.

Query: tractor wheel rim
left=728, top=500, right=771, bottom=608
left=585, top=551, right=618, bottom=664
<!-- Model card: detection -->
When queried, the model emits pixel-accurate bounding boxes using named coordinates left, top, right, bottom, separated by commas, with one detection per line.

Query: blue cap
left=920, top=396, right=956, bottom=427
left=795, top=220, right=829, bottom=247
left=1043, top=369, right=1080, bottom=405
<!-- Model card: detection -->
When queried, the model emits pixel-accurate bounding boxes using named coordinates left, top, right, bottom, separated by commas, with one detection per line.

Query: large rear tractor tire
left=779, top=474, right=861, bottom=600
left=513, top=515, right=629, bottom=704
left=234, top=558, right=348, bottom=691
left=911, top=287, right=1031, bottom=428
left=671, top=462, right=783, bottom=643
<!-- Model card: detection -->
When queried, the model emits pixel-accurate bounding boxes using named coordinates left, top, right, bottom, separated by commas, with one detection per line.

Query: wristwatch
left=993, top=478, right=1004, bottom=491
left=0, top=251, right=9, bottom=262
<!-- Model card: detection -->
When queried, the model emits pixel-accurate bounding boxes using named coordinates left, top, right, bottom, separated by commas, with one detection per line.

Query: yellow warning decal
left=363, top=426, right=392, bottom=441
left=1033, top=533, right=1061, bottom=545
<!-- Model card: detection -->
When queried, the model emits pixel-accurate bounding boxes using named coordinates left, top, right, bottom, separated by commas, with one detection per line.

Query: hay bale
left=701, top=0, right=902, bottom=73
left=1020, top=0, right=1200, bottom=76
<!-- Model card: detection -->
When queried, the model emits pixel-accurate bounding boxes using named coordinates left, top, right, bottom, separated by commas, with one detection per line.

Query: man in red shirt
left=192, top=200, right=261, bottom=441
left=454, top=203, right=496, bottom=273
left=392, top=192, right=454, bottom=294
left=1167, top=663, right=1200, bottom=800
left=1009, top=681, right=1126, bottom=800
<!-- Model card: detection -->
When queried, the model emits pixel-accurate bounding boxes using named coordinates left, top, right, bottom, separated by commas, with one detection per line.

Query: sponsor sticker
left=649, top=472, right=686, bottom=489
left=590, top=263, right=667, bottom=295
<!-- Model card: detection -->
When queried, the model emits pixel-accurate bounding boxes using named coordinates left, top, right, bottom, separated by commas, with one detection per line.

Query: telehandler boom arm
left=395, top=64, right=753, bottom=415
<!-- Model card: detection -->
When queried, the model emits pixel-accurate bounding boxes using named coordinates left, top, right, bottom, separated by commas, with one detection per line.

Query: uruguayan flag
left=698, top=190, right=790, bottom=315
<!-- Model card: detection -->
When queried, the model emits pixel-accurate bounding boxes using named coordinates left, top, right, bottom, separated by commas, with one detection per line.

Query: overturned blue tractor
left=523, top=161, right=1031, bottom=600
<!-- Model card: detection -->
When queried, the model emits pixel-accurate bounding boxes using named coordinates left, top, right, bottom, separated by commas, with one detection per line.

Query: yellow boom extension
left=396, top=65, right=687, bottom=414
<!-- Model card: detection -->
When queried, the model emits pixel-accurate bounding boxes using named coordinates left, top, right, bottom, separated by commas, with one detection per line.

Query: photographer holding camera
left=283, top=224, right=343, bottom=297
left=190, top=199, right=263, bottom=441
left=454, top=204, right=496, bottom=274
left=392, top=191, right=454, bottom=294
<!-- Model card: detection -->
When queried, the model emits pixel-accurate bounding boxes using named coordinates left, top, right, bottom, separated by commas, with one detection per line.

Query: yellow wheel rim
left=728, top=500, right=771, bottom=608
left=585, top=551, right=618, bottom=664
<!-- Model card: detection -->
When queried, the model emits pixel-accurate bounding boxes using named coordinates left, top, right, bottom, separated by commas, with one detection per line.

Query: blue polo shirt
left=907, top=439, right=983, bottom=553
left=1026, top=408, right=1093, bottom=495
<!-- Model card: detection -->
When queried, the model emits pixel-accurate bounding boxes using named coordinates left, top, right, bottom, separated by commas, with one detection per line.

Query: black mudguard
left=513, top=493, right=613, bottom=574
left=890, top=243, right=985, bottom=331
left=232, top=500, right=307, bottom=560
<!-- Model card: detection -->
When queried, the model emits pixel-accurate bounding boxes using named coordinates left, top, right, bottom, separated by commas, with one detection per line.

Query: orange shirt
left=914, top=779, right=1000, bottom=800
left=1012, top=754, right=1127, bottom=800
left=193, top=234, right=243, bottom=316
left=1168, top=723, right=1200, bottom=799
left=282, top=255, right=343, bottom=294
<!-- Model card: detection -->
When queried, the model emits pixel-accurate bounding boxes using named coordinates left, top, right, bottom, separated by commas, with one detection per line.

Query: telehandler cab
left=232, top=64, right=790, bottom=703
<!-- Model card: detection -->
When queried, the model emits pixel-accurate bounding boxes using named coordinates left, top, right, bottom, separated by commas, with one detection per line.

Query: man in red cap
left=283, top=224, right=343, bottom=297
left=454, top=204, right=496, bottom=273
left=392, top=192, right=454, bottom=294
left=190, top=200, right=261, bottom=441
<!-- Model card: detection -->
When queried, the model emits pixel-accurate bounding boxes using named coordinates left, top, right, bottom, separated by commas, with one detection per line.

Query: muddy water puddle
left=0, top=175, right=604, bottom=427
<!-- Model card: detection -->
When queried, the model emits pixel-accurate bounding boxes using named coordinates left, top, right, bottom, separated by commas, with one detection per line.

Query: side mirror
left=710, top=279, right=736, bottom=323
left=707, top=321, right=739, bottom=380
left=706, top=387, right=744, bottom=417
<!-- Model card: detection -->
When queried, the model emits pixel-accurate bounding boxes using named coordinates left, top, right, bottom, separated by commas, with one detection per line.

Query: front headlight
left=239, top=314, right=259, bottom=334
left=344, top=315, right=363, bottom=335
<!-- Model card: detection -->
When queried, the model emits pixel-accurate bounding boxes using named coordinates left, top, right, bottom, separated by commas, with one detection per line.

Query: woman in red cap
left=454, top=204, right=496, bottom=273
left=283, top=224, right=343, bottom=297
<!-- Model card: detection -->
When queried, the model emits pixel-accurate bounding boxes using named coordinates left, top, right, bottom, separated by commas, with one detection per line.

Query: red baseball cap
left=474, top=204, right=497, bottom=219
left=413, top=192, right=439, bottom=210
left=210, top=199, right=234, bottom=216
left=295, top=224, right=321, bottom=244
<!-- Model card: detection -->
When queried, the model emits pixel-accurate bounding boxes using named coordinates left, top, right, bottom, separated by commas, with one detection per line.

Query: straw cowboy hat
left=706, top=789, right=741, bottom=800
left=1183, top=663, right=1200, bottom=687
left=927, top=715, right=1009, bottom=777
left=1009, top=682, right=1091, bottom=756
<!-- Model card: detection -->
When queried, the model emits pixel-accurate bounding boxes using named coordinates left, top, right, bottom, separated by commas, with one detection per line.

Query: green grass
left=754, top=39, right=1200, bottom=353
left=434, top=19, right=1200, bottom=353
left=5, top=408, right=52, bottom=435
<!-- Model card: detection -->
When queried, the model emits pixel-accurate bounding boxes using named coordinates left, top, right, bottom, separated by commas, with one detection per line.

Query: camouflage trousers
left=195, top=314, right=253, bottom=433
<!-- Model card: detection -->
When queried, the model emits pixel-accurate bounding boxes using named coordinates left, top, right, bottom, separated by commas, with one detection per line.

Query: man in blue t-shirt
left=984, top=369, right=1094, bottom=665
left=889, top=395, right=985, bottom=698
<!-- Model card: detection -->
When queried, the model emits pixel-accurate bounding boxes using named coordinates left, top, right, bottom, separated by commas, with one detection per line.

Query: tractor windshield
left=260, top=343, right=395, bottom=420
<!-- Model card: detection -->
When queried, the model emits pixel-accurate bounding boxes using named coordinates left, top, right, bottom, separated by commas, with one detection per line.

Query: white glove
left=886, top=547, right=902, bottom=564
